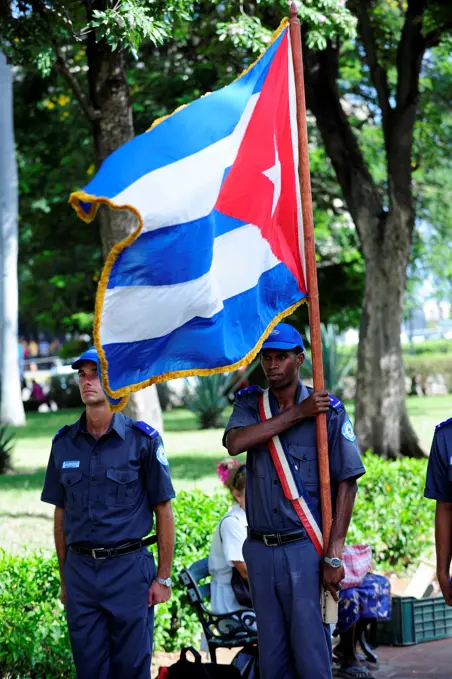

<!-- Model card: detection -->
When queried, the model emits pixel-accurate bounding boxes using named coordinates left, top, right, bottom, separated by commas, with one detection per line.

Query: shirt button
left=273, top=508, right=278, bottom=514
left=273, top=480, right=278, bottom=485
left=91, top=475, right=97, bottom=481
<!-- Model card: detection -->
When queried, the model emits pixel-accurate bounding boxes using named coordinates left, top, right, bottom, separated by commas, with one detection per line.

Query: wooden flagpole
left=289, top=4, right=333, bottom=553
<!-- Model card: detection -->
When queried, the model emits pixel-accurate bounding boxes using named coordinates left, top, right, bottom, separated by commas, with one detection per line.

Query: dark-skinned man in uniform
left=224, top=323, right=365, bottom=679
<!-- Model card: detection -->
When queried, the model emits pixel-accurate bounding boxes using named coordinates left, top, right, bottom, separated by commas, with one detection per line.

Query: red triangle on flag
left=215, top=31, right=305, bottom=292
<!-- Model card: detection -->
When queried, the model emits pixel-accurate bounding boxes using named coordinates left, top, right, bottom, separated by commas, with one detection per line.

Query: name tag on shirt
left=62, top=460, right=80, bottom=469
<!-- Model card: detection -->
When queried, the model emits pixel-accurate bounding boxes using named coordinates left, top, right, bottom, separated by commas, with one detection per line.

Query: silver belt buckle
left=263, top=533, right=280, bottom=547
left=92, top=548, right=108, bottom=560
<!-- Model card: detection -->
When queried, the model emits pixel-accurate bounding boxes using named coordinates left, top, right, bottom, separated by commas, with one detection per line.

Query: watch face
left=329, top=558, right=342, bottom=568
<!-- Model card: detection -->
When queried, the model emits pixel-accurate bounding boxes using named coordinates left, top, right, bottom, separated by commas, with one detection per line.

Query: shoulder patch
left=52, top=425, right=69, bottom=443
left=329, top=394, right=344, bottom=411
left=436, top=417, right=452, bottom=432
left=236, top=385, right=264, bottom=398
left=134, top=421, right=159, bottom=439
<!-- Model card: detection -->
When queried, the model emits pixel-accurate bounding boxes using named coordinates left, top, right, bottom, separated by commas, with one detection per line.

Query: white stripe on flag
left=263, top=390, right=299, bottom=500
left=110, top=93, right=260, bottom=232
left=101, top=223, right=280, bottom=344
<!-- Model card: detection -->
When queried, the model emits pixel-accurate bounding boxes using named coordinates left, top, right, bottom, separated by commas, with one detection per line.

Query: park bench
left=179, top=557, right=258, bottom=663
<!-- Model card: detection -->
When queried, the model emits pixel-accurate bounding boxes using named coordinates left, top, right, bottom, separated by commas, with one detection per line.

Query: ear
left=297, top=352, right=305, bottom=368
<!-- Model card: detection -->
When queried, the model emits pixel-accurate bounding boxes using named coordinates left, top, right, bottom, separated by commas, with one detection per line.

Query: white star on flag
left=262, top=137, right=281, bottom=217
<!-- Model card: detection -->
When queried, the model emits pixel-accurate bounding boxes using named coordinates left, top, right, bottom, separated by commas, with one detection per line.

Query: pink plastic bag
left=341, top=544, right=372, bottom=589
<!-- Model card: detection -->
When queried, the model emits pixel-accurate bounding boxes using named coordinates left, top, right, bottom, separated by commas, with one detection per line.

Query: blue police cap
left=262, top=323, right=304, bottom=352
left=71, top=346, right=99, bottom=370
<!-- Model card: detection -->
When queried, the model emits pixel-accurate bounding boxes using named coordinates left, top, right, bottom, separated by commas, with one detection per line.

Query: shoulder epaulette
left=436, top=417, right=452, bottom=432
left=134, top=421, right=159, bottom=439
left=236, top=385, right=264, bottom=398
left=52, top=425, right=69, bottom=443
left=329, top=394, right=344, bottom=411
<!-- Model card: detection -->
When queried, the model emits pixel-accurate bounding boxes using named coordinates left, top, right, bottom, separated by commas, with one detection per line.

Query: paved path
left=376, top=639, right=452, bottom=679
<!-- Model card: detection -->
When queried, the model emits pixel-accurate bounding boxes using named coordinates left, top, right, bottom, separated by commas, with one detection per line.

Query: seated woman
left=333, top=568, right=391, bottom=679
left=208, top=459, right=251, bottom=613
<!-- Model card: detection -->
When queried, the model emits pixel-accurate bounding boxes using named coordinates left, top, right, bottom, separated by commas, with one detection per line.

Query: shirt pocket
left=289, top=445, right=319, bottom=489
left=60, top=471, right=84, bottom=507
left=251, top=444, right=269, bottom=479
left=106, top=469, right=141, bottom=506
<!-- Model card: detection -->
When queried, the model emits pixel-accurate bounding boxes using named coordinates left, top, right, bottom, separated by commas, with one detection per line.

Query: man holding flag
left=225, top=323, right=365, bottom=679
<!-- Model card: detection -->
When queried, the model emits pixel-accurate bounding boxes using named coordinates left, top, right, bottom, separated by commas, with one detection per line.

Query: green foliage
left=184, top=374, right=231, bottom=429
left=403, top=339, right=452, bottom=356
left=348, top=453, right=434, bottom=571
left=301, top=324, right=356, bottom=397
left=0, top=425, right=14, bottom=475
left=0, top=464, right=436, bottom=674
left=404, top=354, right=452, bottom=392
left=0, top=550, right=74, bottom=678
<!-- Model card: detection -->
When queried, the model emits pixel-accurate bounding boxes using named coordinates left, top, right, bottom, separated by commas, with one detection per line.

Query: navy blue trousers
left=243, top=537, right=332, bottom=679
left=64, top=547, right=155, bottom=679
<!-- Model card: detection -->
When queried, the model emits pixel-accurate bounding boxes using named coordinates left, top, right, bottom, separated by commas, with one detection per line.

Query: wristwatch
left=155, top=576, right=173, bottom=588
left=324, top=556, right=343, bottom=568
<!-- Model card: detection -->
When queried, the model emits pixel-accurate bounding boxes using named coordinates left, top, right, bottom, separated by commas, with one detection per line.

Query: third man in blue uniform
left=424, top=417, right=452, bottom=606
left=224, top=323, right=365, bottom=679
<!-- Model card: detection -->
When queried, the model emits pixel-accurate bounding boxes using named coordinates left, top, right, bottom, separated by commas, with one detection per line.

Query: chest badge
left=62, top=460, right=80, bottom=469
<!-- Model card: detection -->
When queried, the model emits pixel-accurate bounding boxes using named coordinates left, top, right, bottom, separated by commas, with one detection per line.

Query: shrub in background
left=0, top=424, right=14, bottom=474
left=0, top=460, right=435, bottom=673
left=301, top=324, right=356, bottom=397
left=404, top=353, right=452, bottom=392
left=184, top=374, right=231, bottom=429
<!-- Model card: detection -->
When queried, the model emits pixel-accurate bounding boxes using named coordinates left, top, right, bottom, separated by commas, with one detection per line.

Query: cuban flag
left=70, top=19, right=307, bottom=401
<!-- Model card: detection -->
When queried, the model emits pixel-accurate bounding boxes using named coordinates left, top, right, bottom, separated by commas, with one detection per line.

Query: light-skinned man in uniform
left=224, top=323, right=365, bottom=679
left=41, top=347, right=175, bottom=679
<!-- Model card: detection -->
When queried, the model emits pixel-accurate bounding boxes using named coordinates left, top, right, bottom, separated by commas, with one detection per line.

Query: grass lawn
left=1, top=395, right=451, bottom=553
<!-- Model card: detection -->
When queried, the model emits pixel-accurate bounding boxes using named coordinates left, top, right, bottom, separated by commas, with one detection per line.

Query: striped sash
left=258, top=389, right=323, bottom=556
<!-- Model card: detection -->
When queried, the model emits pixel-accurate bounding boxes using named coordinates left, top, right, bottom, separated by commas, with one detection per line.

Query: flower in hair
left=216, top=459, right=238, bottom=486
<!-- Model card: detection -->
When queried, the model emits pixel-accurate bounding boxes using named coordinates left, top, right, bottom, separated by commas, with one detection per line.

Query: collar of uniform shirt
left=269, top=379, right=310, bottom=411
left=73, top=411, right=126, bottom=440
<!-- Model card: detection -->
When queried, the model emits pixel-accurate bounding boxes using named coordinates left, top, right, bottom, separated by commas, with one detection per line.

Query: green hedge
left=0, top=456, right=435, bottom=675
left=403, top=339, right=452, bottom=356
left=404, top=353, right=452, bottom=390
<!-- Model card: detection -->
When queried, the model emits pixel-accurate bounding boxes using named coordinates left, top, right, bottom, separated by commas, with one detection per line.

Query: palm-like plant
left=0, top=424, right=14, bottom=474
left=184, top=373, right=231, bottom=429
left=300, top=324, right=356, bottom=399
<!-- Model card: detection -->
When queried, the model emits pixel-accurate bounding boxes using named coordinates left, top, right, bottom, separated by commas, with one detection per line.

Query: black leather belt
left=248, top=528, right=307, bottom=547
left=69, top=535, right=157, bottom=559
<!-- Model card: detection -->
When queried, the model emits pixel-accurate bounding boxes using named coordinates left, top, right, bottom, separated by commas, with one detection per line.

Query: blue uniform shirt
left=424, top=418, right=452, bottom=502
left=41, top=412, right=175, bottom=546
left=223, top=381, right=365, bottom=533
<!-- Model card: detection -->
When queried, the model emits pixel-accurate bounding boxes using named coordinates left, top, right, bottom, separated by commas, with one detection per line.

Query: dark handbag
left=232, top=644, right=259, bottom=679
left=159, top=647, right=242, bottom=679
left=231, top=567, right=252, bottom=608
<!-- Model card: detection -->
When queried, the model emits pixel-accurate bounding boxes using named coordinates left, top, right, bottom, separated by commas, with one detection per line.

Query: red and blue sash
left=258, top=389, right=323, bottom=556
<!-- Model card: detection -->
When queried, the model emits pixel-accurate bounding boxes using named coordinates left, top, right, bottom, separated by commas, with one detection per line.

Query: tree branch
left=54, top=51, right=102, bottom=122
left=303, top=41, right=384, bottom=245
left=349, top=0, right=392, bottom=138
left=396, top=0, right=427, bottom=112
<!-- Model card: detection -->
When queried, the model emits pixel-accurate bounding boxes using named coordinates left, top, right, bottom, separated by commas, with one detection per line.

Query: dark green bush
left=348, top=453, right=434, bottom=570
left=0, top=550, right=74, bottom=678
left=404, top=353, right=452, bottom=391
left=0, top=424, right=14, bottom=474
left=0, top=460, right=435, bottom=673
left=48, top=374, right=82, bottom=409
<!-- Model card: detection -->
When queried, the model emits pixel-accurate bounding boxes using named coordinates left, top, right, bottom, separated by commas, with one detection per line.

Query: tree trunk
left=0, top=51, right=26, bottom=426
left=355, top=213, right=424, bottom=458
left=85, top=18, right=163, bottom=431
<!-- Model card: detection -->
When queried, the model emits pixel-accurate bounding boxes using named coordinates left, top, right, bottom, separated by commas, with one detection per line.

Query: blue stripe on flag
left=103, top=262, right=304, bottom=392
left=108, top=212, right=249, bottom=288
left=81, top=31, right=286, bottom=204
